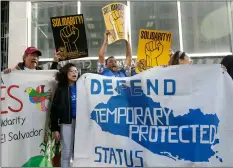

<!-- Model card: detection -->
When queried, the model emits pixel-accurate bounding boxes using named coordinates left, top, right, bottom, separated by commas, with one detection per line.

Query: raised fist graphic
left=145, top=40, right=163, bottom=67
left=60, top=25, right=79, bottom=52
left=109, top=10, right=125, bottom=38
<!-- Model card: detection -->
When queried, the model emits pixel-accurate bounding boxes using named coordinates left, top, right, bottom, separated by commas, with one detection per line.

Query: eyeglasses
left=69, top=70, right=78, bottom=73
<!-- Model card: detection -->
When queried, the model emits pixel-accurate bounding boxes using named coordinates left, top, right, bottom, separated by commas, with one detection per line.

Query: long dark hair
left=221, top=55, right=233, bottom=79
left=169, top=51, right=186, bottom=65
left=55, top=63, right=77, bottom=86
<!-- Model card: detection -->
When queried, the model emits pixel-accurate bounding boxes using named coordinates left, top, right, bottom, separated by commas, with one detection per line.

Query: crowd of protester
left=2, top=28, right=233, bottom=168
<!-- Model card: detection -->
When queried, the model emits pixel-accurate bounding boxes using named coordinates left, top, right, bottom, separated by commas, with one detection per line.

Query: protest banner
left=136, top=29, right=172, bottom=73
left=73, top=65, right=233, bottom=167
left=102, top=3, right=129, bottom=44
left=50, top=14, right=88, bottom=61
left=1, top=71, right=59, bottom=167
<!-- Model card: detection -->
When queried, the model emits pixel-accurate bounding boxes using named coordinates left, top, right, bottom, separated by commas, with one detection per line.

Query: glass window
left=231, top=2, right=233, bottom=49
left=181, top=2, right=231, bottom=53
left=130, top=2, right=180, bottom=56
left=31, top=2, right=78, bottom=58
left=81, top=1, right=127, bottom=57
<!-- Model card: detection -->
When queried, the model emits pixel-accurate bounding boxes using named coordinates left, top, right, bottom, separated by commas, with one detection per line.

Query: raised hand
left=53, top=50, right=61, bottom=62
left=3, top=68, right=12, bottom=74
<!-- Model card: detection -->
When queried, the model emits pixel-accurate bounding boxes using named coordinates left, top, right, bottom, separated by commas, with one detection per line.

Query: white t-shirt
left=24, top=66, right=36, bottom=71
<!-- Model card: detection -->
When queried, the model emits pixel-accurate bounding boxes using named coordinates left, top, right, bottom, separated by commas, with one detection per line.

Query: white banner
left=1, top=71, right=57, bottom=167
left=74, top=65, right=233, bottom=167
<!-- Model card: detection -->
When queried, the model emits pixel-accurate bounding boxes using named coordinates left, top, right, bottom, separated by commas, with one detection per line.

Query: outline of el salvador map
left=90, top=85, right=222, bottom=163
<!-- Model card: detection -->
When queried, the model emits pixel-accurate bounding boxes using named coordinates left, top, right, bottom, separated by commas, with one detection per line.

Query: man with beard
left=3, top=46, right=59, bottom=73
left=97, top=30, right=132, bottom=77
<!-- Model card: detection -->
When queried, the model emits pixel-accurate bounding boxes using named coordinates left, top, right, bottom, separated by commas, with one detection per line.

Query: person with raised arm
left=3, top=47, right=60, bottom=73
left=97, top=30, right=132, bottom=77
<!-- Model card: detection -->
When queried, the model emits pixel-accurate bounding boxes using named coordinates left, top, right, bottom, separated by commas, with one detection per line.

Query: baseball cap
left=24, top=47, right=42, bottom=56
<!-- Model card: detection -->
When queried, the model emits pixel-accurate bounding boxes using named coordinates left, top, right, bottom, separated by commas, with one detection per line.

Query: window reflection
left=31, top=2, right=78, bottom=58
left=31, top=1, right=233, bottom=59
left=130, top=2, right=180, bottom=55
left=181, top=2, right=230, bottom=53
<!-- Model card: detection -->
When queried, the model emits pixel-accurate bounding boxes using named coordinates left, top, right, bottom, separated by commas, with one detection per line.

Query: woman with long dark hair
left=221, top=55, right=233, bottom=79
left=50, top=63, right=79, bottom=168
left=169, top=51, right=192, bottom=65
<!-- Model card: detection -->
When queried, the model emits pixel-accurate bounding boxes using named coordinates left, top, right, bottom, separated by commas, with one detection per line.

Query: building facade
left=4, top=1, right=233, bottom=71
left=1, top=1, right=9, bottom=71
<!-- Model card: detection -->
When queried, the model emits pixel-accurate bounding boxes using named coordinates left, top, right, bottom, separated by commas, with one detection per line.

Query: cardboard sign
left=102, top=3, right=129, bottom=44
left=136, top=29, right=172, bottom=73
left=50, top=14, right=88, bottom=61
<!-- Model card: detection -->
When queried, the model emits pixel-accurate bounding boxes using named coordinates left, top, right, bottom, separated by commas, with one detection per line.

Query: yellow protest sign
left=136, top=29, right=172, bottom=73
left=102, top=3, right=128, bottom=44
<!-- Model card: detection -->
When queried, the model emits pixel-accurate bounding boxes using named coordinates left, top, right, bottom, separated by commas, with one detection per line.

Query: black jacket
left=50, top=85, right=73, bottom=132
left=15, top=61, right=58, bottom=70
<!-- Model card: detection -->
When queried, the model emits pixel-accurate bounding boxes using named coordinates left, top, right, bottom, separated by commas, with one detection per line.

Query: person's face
left=24, top=52, right=40, bottom=69
left=106, top=57, right=118, bottom=72
left=67, top=66, right=78, bottom=82
left=179, top=56, right=192, bottom=65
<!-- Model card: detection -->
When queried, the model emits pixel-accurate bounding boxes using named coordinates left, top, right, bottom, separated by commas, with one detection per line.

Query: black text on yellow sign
left=102, top=3, right=125, bottom=15
left=136, top=29, right=172, bottom=73
left=51, top=16, right=84, bottom=28
left=140, top=30, right=172, bottom=42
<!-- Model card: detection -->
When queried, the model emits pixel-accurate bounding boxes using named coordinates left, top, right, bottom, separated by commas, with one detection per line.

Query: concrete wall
left=8, top=2, right=29, bottom=68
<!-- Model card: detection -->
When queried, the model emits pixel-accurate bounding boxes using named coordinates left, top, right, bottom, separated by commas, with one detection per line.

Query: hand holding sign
left=53, top=50, right=61, bottom=62
left=145, top=40, right=163, bottom=67
left=109, top=10, right=124, bottom=38
left=108, top=29, right=117, bottom=42
left=60, top=25, right=79, bottom=52
left=137, top=59, right=147, bottom=72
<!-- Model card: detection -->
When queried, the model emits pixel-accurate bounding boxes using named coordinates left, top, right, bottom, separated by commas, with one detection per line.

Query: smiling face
left=67, top=66, right=78, bottom=83
left=106, top=56, right=118, bottom=72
